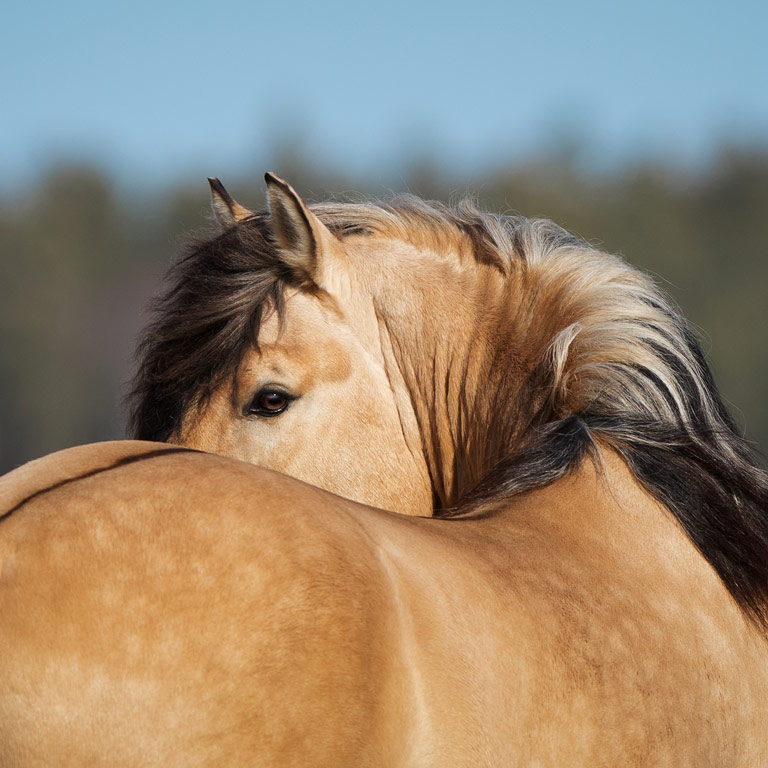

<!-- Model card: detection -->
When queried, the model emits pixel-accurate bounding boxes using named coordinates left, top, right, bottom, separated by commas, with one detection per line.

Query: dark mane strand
left=127, top=216, right=288, bottom=441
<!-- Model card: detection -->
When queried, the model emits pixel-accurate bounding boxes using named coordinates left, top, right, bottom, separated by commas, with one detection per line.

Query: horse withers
left=1, top=173, right=767, bottom=766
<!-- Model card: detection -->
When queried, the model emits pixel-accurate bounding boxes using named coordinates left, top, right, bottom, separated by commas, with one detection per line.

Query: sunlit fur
left=130, top=195, right=768, bottom=629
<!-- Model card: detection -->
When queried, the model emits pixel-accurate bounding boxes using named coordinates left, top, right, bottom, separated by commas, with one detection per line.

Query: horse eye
left=245, top=388, right=295, bottom=417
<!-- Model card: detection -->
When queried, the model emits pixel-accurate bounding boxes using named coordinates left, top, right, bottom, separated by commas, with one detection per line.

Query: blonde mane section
left=312, top=197, right=719, bottom=439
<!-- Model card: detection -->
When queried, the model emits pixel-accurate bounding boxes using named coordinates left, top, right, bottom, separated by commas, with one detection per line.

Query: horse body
left=2, top=173, right=768, bottom=764
left=1, top=442, right=766, bottom=765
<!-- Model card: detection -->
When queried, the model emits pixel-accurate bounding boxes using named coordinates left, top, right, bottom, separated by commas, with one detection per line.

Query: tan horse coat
left=1, top=441, right=767, bottom=766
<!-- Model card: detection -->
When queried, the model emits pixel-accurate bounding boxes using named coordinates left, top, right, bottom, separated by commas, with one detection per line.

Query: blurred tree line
left=1, top=147, right=766, bottom=474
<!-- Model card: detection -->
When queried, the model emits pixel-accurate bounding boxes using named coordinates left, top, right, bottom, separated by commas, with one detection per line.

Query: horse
left=1, top=173, right=768, bottom=766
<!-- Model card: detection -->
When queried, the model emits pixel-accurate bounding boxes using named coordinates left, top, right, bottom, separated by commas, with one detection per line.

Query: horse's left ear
left=208, top=178, right=254, bottom=229
left=265, top=172, right=338, bottom=286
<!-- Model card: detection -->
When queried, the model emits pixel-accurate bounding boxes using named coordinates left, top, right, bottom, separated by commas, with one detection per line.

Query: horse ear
left=208, top=178, right=254, bottom=229
left=264, top=171, right=337, bottom=285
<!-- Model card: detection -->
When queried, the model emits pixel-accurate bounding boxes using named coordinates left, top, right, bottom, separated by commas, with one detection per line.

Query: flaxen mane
left=128, top=197, right=768, bottom=629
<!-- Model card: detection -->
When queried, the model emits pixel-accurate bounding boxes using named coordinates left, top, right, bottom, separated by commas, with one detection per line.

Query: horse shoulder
left=0, top=444, right=410, bottom=766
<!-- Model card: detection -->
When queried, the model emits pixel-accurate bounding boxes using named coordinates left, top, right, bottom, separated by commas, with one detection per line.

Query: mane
left=127, top=196, right=768, bottom=629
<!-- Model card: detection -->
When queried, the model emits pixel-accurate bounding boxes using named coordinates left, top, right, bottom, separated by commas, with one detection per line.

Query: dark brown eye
left=245, top=388, right=296, bottom=417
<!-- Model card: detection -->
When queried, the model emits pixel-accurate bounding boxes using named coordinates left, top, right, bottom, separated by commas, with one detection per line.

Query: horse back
left=2, top=443, right=768, bottom=766
left=0, top=443, right=414, bottom=767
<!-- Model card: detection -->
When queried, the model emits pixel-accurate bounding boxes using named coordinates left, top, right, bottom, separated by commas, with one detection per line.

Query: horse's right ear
left=264, top=172, right=338, bottom=287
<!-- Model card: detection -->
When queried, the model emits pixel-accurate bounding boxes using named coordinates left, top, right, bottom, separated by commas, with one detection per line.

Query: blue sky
left=3, top=0, right=767, bottom=190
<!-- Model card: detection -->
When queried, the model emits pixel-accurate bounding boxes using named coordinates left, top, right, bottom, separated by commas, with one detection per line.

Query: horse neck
left=380, top=263, right=559, bottom=510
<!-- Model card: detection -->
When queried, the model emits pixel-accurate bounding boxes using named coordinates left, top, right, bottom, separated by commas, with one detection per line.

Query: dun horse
left=1, top=173, right=767, bottom=765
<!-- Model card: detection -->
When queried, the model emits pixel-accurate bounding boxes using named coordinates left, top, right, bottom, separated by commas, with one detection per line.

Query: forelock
left=127, top=218, right=290, bottom=441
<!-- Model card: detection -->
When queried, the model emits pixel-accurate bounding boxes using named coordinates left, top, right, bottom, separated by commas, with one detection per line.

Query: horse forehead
left=258, top=291, right=344, bottom=347
left=255, top=234, right=466, bottom=360
left=250, top=291, right=357, bottom=379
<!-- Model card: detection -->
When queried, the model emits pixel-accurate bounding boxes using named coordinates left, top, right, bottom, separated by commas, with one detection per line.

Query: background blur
left=1, top=0, right=766, bottom=473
